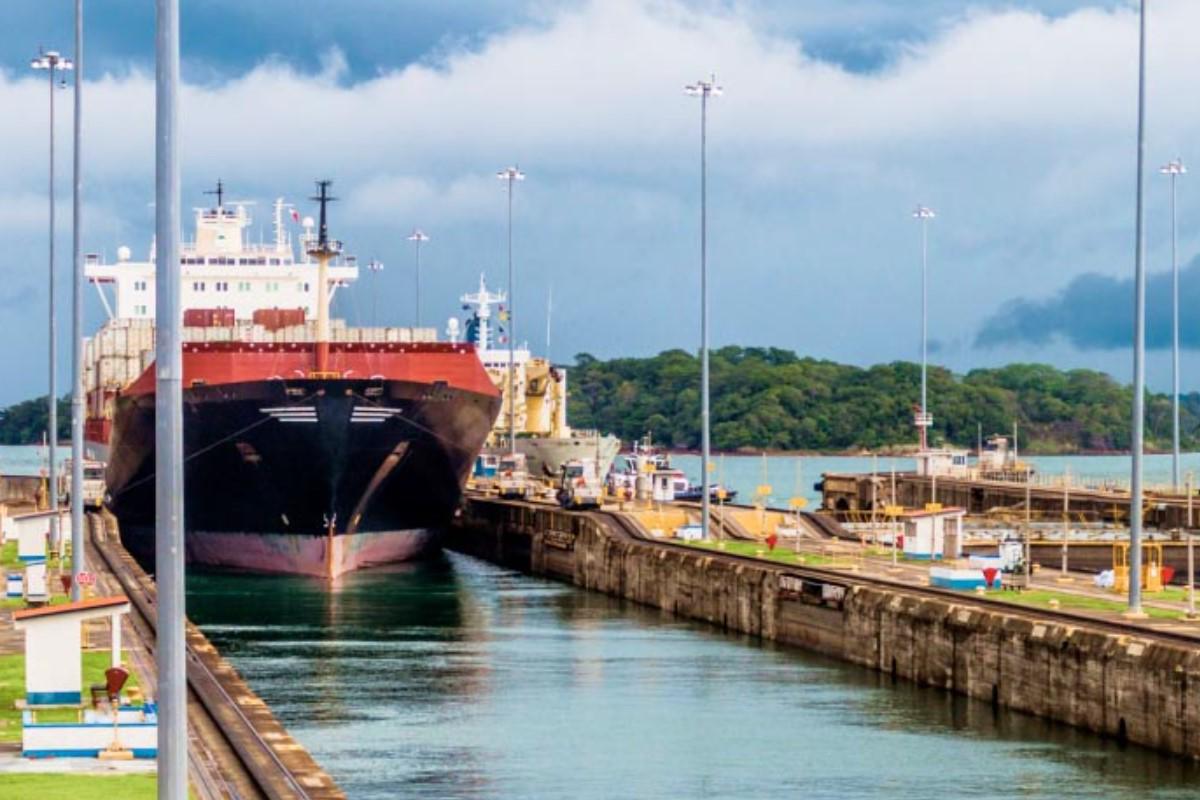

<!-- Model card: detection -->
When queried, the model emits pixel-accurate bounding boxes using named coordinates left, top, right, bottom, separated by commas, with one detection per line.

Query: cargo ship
left=454, top=274, right=620, bottom=478
left=84, top=182, right=501, bottom=577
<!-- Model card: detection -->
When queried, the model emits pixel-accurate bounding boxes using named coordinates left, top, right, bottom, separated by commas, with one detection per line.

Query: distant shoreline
left=652, top=447, right=1165, bottom=459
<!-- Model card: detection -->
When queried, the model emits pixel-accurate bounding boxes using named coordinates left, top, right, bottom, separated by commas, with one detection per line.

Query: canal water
left=189, top=552, right=1200, bottom=800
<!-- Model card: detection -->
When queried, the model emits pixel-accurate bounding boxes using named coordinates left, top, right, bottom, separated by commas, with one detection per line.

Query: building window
left=192, top=281, right=206, bottom=291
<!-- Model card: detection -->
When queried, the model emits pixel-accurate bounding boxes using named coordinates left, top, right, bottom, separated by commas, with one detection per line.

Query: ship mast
left=460, top=273, right=505, bottom=352
left=306, top=180, right=340, bottom=375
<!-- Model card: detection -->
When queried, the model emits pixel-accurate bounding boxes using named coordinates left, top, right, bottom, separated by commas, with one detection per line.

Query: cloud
left=975, top=256, right=1200, bottom=350
left=5, top=0, right=1200, bottom=405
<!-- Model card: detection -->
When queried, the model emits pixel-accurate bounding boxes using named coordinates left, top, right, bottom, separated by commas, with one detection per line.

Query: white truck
left=496, top=453, right=531, bottom=500
left=556, top=458, right=602, bottom=510
left=61, top=458, right=107, bottom=508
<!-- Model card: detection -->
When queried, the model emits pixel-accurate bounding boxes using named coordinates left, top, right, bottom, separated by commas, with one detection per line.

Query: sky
left=2, top=0, right=1198, bottom=406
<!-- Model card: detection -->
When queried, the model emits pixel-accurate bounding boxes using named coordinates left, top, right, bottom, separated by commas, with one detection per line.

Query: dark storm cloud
left=975, top=257, right=1200, bottom=350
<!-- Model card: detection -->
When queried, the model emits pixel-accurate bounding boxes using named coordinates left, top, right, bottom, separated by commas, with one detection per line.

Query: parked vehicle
left=496, top=453, right=531, bottom=500
left=556, top=459, right=602, bottom=510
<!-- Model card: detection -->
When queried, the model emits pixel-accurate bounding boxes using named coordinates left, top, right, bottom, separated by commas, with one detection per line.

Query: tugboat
left=85, top=181, right=501, bottom=577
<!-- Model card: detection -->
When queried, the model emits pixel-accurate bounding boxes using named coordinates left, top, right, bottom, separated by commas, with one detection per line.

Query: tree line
left=565, top=347, right=1200, bottom=454
left=3, top=349, right=1196, bottom=454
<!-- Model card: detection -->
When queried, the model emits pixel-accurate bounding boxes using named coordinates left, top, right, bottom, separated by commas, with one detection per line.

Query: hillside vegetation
left=2, top=350, right=1195, bottom=454
left=566, top=347, right=1199, bottom=454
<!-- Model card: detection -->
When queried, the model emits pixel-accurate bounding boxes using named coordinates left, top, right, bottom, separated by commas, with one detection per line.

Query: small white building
left=901, top=506, right=966, bottom=560
left=652, top=470, right=686, bottom=503
left=914, top=449, right=971, bottom=478
left=13, top=595, right=131, bottom=706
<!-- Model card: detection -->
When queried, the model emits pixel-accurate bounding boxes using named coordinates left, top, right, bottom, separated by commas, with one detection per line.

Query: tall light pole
left=407, top=228, right=429, bottom=328
left=155, top=0, right=187, bottom=795
left=686, top=75, right=721, bottom=541
left=1161, top=157, right=1186, bottom=491
left=1128, top=0, right=1148, bottom=617
left=497, top=166, right=524, bottom=455
left=31, top=48, right=73, bottom=554
left=912, top=205, right=936, bottom=452
left=70, top=2, right=86, bottom=601
left=366, top=259, right=383, bottom=326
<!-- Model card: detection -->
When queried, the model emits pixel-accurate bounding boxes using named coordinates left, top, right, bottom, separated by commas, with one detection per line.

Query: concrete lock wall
left=449, top=501, right=1200, bottom=760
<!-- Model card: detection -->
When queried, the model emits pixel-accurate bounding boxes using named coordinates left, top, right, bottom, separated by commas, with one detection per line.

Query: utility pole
left=70, top=0, right=86, bottom=601
left=686, top=75, right=722, bottom=541
left=1127, top=0, right=1148, bottom=617
left=1160, top=158, right=1186, bottom=491
left=496, top=167, right=524, bottom=455
left=912, top=205, right=935, bottom=452
left=155, top=0, right=186, bottom=795
left=31, top=47, right=73, bottom=554
left=407, top=228, right=428, bottom=328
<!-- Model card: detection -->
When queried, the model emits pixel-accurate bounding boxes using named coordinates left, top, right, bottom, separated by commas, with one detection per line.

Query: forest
left=565, top=347, right=1198, bottom=454
left=3, top=348, right=1195, bottom=454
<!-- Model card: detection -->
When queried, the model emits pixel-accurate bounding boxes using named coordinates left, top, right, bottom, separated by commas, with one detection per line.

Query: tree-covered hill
left=0, top=396, right=70, bottom=445
left=566, top=347, right=1199, bottom=454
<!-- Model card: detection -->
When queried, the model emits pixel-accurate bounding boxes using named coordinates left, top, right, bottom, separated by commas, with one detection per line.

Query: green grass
left=0, top=651, right=140, bottom=743
left=1, top=541, right=17, bottom=569
left=990, top=589, right=1183, bottom=620
left=0, top=773, right=156, bottom=799
left=681, top=539, right=842, bottom=566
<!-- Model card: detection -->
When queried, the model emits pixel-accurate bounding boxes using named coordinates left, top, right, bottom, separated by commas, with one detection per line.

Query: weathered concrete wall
left=448, top=499, right=1200, bottom=760
left=0, top=476, right=42, bottom=509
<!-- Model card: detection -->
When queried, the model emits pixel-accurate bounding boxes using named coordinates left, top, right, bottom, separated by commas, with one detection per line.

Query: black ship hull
left=106, top=377, right=500, bottom=577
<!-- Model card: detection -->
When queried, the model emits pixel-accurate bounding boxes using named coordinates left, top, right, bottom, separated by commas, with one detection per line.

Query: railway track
left=87, top=513, right=335, bottom=800
left=583, top=506, right=1200, bottom=650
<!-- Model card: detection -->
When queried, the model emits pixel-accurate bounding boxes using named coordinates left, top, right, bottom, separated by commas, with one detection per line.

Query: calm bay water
left=189, top=553, right=1200, bottom=800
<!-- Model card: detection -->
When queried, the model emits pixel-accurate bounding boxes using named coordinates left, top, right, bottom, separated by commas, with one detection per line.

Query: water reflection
left=188, top=553, right=1200, bottom=799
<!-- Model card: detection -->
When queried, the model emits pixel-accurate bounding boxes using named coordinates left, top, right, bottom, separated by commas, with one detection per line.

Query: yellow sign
left=756, top=484, right=773, bottom=496
left=716, top=488, right=727, bottom=500
left=924, top=502, right=943, bottom=512
left=788, top=497, right=808, bottom=509
left=884, top=505, right=904, bottom=517
left=707, top=461, right=716, bottom=472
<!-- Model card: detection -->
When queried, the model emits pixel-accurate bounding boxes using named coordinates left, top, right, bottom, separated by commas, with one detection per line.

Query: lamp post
left=70, top=1, right=86, bottom=602
left=496, top=167, right=524, bottom=455
left=1127, top=0, right=1148, bottom=617
left=912, top=205, right=935, bottom=453
left=407, top=228, right=429, bottom=328
left=154, top=0, right=186, bottom=795
left=1160, top=158, right=1186, bottom=492
left=366, top=259, right=383, bottom=326
left=686, top=75, right=721, bottom=542
left=31, top=48, right=73, bottom=555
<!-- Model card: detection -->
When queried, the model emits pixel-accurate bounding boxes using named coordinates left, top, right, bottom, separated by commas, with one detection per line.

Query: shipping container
left=183, top=307, right=235, bottom=327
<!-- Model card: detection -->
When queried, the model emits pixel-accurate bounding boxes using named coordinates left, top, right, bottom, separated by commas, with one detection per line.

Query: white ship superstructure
left=457, top=274, right=619, bottom=477
left=82, top=184, right=436, bottom=462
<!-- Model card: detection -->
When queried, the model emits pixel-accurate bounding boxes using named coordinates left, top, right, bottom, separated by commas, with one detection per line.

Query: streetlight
left=70, top=2, right=87, bottom=602
left=686, top=75, right=721, bottom=541
left=1160, top=157, right=1186, bottom=491
left=366, top=259, right=383, bottom=326
left=1128, top=0, right=1148, bottom=617
left=912, top=204, right=936, bottom=453
left=407, top=228, right=429, bottom=328
left=31, top=47, right=73, bottom=555
left=497, top=166, right=525, bottom=455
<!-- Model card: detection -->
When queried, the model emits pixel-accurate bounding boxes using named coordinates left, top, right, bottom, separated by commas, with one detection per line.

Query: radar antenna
left=203, top=179, right=225, bottom=209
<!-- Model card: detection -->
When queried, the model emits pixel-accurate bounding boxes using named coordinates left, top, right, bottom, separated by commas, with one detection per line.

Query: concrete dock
left=0, top=511, right=343, bottom=798
left=820, top=470, right=1200, bottom=529
left=449, top=490, right=1200, bottom=761
left=86, top=513, right=345, bottom=799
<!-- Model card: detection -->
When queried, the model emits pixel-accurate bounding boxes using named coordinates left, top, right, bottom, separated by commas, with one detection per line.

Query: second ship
left=83, top=181, right=501, bottom=578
